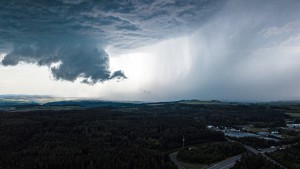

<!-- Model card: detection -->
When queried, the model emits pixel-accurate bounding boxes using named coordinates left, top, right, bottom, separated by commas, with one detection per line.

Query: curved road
left=169, top=152, right=185, bottom=169
left=169, top=145, right=287, bottom=169
left=204, top=155, right=241, bottom=169
left=169, top=152, right=241, bottom=169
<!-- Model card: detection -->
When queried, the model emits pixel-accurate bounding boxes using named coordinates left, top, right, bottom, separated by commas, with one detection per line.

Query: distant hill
left=0, top=95, right=41, bottom=107
left=0, top=94, right=55, bottom=104
left=178, top=99, right=223, bottom=105
left=0, top=100, right=40, bottom=107
left=0, top=95, right=144, bottom=111
left=2, top=95, right=300, bottom=111
left=43, top=100, right=141, bottom=108
left=266, top=100, right=300, bottom=105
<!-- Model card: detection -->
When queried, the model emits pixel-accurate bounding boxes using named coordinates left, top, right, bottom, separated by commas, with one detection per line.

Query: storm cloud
left=150, top=0, right=300, bottom=101
left=0, top=0, right=224, bottom=84
left=2, top=0, right=300, bottom=101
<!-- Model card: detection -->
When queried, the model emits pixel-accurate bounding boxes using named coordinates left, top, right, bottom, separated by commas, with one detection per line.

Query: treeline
left=177, top=142, right=245, bottom=164
left=176, top=103, right=287, bottom=127
left=0, top=103, right=289, bottom=169
left=0, top=107, right=224, bottom=169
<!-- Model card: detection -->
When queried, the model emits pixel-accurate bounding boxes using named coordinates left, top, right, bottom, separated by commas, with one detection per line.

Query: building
left=287, top=124, right=300, bottom=128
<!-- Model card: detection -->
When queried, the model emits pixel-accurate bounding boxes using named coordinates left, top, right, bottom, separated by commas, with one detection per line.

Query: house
left=207, top=125, right=214, bottom=129
left=189, top=147, right=197, bottom=151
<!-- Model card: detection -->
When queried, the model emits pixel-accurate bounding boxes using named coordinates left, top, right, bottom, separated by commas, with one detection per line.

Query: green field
left=286, top=113, right=300, bottom=118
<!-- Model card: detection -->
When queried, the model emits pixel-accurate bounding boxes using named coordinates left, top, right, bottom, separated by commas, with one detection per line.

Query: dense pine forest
left=0, top=102, right=293, bottom=169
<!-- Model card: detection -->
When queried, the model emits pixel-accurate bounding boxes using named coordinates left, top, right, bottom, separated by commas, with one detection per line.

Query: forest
left=0, top=102, right=294, bottom=169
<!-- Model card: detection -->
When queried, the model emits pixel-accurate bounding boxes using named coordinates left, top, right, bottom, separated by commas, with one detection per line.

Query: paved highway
left=243, top=145, right=287, bottom=169
left=169, top=152, right=186, bottom=169
left=169, top=142, right=288, bottom=169
left=170, top=152, right=241, bottom=169
left=203, top=155, right=241, bottom=169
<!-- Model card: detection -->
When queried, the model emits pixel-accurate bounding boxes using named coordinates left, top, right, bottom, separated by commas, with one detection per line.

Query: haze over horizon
left=1, top=0, right=300, bottom=102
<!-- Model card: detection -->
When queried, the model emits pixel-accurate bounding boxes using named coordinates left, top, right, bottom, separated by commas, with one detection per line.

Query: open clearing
left=286, top=113, right=300, bottom=118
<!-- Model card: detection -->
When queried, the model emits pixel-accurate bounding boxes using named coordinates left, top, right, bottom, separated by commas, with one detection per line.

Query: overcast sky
left=1, top=0, right=300, bottom=102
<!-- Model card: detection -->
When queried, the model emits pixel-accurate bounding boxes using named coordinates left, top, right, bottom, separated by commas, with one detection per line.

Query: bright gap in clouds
left=107, top=36, right=195, bottom=100
left=109, top=36, right=193, bottom=87
left=110, top=52, right=155, bottom=88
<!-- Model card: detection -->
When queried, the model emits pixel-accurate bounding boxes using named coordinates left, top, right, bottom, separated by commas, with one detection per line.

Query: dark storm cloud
left=0, top=0, right=224, bottom=84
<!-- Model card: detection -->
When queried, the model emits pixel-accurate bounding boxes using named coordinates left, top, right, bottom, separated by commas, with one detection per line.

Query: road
left=243, top=145, right=287, bottom=169
left=169, top=142, right=288, bottom=169
left=203, top=155, right=241, bottom=169
left=229, top=137, right=286, bottom=169
left=261, top=153, right=287, bottom=169
left=261, top=147, right=278, bottom=153
left=244, top=145, right=259, bottom=155
left=169, top=152, right=186, bottom=169
left=169, top=151, right=241, bottom=169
